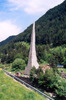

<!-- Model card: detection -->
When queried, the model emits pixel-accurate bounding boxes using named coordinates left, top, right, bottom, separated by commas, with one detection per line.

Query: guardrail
left=3, top=69, right=54, bottom=100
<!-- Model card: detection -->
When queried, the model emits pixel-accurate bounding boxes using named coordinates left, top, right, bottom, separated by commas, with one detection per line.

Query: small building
left=57, top=65, right=64, bottom=68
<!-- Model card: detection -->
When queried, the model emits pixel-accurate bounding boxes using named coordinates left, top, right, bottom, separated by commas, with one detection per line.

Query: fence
left=3, top=69, right=54, bottom=100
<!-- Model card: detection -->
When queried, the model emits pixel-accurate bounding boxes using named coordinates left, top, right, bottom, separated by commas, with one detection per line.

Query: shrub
left=30, top=67, right=66, bottom=98
left=30, top=67, right=37, bottom=82
left=12, top=58, right=26, bottom=71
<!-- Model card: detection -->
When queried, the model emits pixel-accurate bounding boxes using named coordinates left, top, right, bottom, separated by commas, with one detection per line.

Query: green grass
left=39, top=61, right=48, bottom=66
left=58, top=68, right=66, bottom=73
left=0, top=70, right=46, bottom=100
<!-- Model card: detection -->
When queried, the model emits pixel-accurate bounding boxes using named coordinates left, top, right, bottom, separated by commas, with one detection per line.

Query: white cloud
left=8, top=0, right=64, bottom=14
left=0, top=20, right=21, bottom=42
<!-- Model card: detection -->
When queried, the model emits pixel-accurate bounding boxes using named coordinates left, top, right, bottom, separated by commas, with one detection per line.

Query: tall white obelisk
left=24, top=22, right=39, bottom=75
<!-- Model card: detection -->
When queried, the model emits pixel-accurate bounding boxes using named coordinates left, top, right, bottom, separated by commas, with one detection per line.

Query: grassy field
left=58, top=68, right=66, bottom=73
left=0, top=70, right=46, bottom=100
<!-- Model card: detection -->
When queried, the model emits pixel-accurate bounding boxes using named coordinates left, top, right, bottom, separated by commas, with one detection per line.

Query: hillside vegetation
left=0, top=1, right=66, bottom=65
left=1, top=42, right=66, bottom=69
left=0, top=1, right=66, bottom=47
left=12, top=0, right=66, bottom=46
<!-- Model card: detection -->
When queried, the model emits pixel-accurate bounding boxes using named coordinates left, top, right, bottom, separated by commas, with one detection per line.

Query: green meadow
left=58, top=68, right=66, bottom=73
left=0, top=70, right=46, bottom=100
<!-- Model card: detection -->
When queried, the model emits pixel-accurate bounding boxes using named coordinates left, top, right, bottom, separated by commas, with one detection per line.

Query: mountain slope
left=0, top=36, right=16, bottom=46
left=13, top=0, right=66, bottom=46
left=0, top=0, right=66, bottom=47
left=0, top=1, right=66, bottom=66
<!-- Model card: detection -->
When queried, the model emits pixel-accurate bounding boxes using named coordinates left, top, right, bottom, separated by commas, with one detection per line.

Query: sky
left=0, top=0, right=64, bottom=42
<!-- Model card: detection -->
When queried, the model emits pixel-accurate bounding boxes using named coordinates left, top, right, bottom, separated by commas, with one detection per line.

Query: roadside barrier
left=3, top=69, right=54, bottom=100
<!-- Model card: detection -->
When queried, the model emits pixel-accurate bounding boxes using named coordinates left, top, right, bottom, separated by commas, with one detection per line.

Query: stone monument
left=24, top=22, right=39, bottom=75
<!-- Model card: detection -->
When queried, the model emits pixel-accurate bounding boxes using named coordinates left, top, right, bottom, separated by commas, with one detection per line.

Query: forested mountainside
left=0, top=0, right=66, bottom=67
left=12, top=0, right=66, bottom=46
left=0, top=0, right=66, bottom=47
left=0, top=36, right=15, bottom=46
